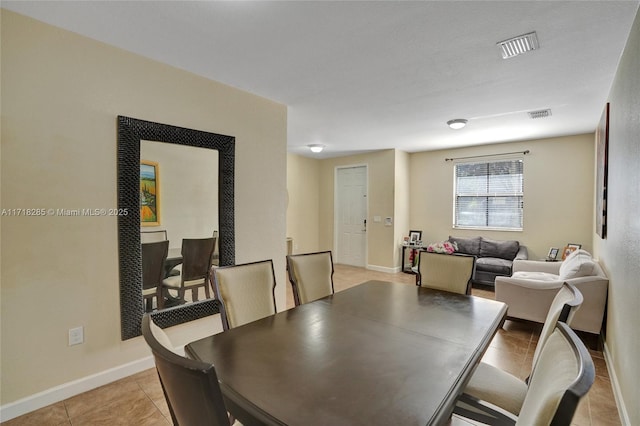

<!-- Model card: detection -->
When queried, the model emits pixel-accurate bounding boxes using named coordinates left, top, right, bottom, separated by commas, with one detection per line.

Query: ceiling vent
left=498, top=32, right=539, bottom=59
left=528, top=109, right=552, bottom=119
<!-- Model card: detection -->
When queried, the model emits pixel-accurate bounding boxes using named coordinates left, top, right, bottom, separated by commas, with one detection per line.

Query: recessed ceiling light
left=447, top=119, right=468, bottom=130
left=498, top=31, right=539, bottom=59
left=307, top=144, right=325, bottom=153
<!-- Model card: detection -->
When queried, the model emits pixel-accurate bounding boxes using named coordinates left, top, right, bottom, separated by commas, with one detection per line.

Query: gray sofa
left=448, top=236, right=528, bottom=287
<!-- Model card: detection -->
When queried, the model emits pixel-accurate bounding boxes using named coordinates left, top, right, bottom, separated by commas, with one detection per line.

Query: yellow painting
left=140, top=160, right=160, bottom=226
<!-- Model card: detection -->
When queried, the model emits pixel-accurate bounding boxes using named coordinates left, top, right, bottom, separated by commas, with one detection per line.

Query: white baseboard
left=603, top=340, right=631, bottom=425
left=366, top=264, right=401, bottom=274
left=0, top=356, right=155, bottom=422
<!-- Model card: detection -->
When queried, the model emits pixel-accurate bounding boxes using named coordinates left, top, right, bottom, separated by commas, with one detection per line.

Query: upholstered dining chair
left=455, top=321, right=594, bottom=425
left=140, top=229, right=168, bottom=243
left=286, top=251, right=335, bottom=306
left=212, top=259, right=277, bottom=331
left=162, top=237, right=216, bottom=304
left=141, top=240, right=169, bottom=311
left=455, top=283, right=584, bottom=421
left=141, top=314, right=238, bottom=426
left=416, top=251, right=476, bottom=294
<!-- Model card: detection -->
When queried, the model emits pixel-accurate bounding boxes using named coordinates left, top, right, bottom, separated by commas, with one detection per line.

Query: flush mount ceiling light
left=307, top=144, right=325, bottom=153
left=498, top=31, right=539, bottom=59
left=447, top=119, right=468, bottom=130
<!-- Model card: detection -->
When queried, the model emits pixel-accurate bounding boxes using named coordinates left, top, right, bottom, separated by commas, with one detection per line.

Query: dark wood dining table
left=185, top=280, right=507, bottom=426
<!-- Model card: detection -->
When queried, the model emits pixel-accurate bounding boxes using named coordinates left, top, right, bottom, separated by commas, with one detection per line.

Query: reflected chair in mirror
left=212, top=259, right=277, bottom=331
left=141, top=314, right=237, bottom=426
left=454, top=321, right=594, bottom=425
left=142, top=240, right=169, bottom=311
left=162, top=237, right=216, bottom=304
left=286, top=251, right=335, bottom=306
left=141, top=229, right=168, bottom=243
left=416, top=251, right=475, bottom=294
left=211, top=230, right=220, bottom=266
left=455, top=283, right=584, bottom=422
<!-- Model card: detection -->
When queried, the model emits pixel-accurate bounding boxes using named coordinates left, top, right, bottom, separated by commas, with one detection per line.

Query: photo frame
left=140, top=160, right=160, bottom=226
left=595, top=103, right=609, bottom=239
left=409, top=230, right=422, bottom=244
left=547, top=247, right=559, bottom=260
left=562, top=243, right=581, bottom=260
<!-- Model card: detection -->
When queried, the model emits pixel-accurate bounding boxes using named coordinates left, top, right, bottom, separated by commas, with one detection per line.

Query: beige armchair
left=495, top=249, right=608, bottom=334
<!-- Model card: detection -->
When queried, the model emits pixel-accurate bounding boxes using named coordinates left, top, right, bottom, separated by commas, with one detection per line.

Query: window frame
left=452, top=158, right=524, bottom=231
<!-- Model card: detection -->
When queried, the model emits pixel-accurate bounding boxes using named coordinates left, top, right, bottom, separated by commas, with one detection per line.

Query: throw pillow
left=448, top=236, right=481, bottom=255
left=427, top=241, right=458, bottom=254
left=479, top=238, right=520, bottom=261
left=559, top=249, right=597, bottom=279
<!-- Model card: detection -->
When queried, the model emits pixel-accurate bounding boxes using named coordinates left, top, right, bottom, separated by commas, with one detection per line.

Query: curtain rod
left=444, top=150, right=530, bottom=162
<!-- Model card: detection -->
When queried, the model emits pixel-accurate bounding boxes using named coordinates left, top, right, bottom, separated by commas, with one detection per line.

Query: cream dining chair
left=417, top=251, right=475, bottom=294
left=454, top=282, right=584, bottom=423
left=286, top=251, right=335, bottom=306
left=212, top=259, right=277, bottom=331
left=454, top=321, right=595, bottom=425
left=140, top=229, right=168, bottom=243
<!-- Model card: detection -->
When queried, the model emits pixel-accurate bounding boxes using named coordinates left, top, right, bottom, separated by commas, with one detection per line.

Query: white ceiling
left=4, top=1, right=638, bottom=158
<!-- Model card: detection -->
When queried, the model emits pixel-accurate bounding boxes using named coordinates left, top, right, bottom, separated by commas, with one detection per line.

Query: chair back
left=532, top=282, right=583, bottom=370
left=517, top=322, right=595, bottom=425
left=418, top=251, right=475, bottom=294
left=213, top=260, right=277, bottom=330
left=141, top=314, right=231, bottom=426
left=287, top=251, right=335, bottom=305
left=142, top=241, right=169, bottom=310
left=181, top=237, right=216, bottom=282
left=142, top=241, right=169, bottom=291
left=141, top=230, right=168, bottom=243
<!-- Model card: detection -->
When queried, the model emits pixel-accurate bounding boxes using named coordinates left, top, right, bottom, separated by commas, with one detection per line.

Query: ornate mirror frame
left=117, top=116, right=235, bottom=340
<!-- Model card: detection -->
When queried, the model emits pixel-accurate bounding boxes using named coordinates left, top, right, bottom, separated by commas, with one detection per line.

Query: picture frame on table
left=547, top=247, right=559, bottom=261
left=562, top=243, right=581, bottom=260
left=409, top=230, right=422, bottom=244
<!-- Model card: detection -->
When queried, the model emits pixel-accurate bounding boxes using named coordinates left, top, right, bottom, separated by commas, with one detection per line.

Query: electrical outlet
left=69, top=326, right=84, bottom=346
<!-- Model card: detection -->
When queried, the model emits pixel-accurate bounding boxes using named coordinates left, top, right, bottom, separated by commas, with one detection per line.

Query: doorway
left=335, top=166, right=367, bottom=267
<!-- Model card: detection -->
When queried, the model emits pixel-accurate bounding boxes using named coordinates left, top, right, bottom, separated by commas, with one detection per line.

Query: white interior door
left=336, top=166, right=367, bottom=267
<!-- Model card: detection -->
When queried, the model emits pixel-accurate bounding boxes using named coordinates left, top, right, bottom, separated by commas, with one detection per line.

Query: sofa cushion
left=480, top=238, right=520, bottom=261
left=476, top=257, right=513, bottom=275
left=559, top=249, right=597, bottom=280
left=512, top=271, right=561, bottom=282
left=448, top=236, right=481, bottom=256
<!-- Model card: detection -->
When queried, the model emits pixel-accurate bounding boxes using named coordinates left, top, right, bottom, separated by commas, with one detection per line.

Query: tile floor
left=2, top=265, right=621, bottom=425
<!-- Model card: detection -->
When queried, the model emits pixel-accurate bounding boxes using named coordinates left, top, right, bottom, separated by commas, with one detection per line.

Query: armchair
left=495, top=249, right=608, bottom=334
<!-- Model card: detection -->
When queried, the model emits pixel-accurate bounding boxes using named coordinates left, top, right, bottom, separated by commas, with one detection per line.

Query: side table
left=402, top=244, right=423, bottom=274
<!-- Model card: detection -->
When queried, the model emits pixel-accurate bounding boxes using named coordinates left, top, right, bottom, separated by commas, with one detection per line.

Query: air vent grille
left=528, top=109, right=552, bottom=119
left=498, top=32, right=539, bottom=59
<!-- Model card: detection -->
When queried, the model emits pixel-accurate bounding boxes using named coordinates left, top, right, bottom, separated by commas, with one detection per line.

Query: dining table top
left=185, top=280, right=507, bottom=426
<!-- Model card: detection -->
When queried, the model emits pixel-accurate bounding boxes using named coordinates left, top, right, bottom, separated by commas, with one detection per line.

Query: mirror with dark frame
left=118, top=116, right=235, bottom=340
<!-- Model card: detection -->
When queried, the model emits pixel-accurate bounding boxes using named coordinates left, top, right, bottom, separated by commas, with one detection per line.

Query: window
left=453, top=159, right=523, bottom=230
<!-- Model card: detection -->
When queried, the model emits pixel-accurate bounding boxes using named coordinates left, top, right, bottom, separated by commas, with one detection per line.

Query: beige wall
left=0, top=10, right=287, bottom=406
left=286, top=153, right=321, bottom=254
left=409, top=134, right=595, bottom=259
left=393, top=150, right=411, bottom=266
left=140, top=141, right=219, bottom=244
left=594, top=9, right=640, bottom=425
